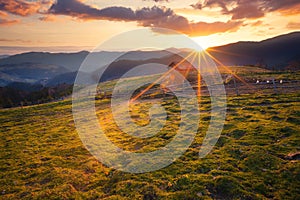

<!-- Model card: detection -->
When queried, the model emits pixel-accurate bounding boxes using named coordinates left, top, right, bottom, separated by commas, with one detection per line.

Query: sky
left=0, top=0, right=299, bottom=54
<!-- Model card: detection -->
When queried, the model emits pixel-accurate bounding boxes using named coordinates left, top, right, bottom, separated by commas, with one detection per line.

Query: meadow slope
left=0, top=91, right=299, bottom=199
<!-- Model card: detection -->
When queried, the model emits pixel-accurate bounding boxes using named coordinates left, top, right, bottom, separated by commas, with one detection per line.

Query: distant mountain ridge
left=0, top=50, right=172, bottom=72
left=0, top=51, right=90, bottom=72
left=207, top=32, right=300, bottom=70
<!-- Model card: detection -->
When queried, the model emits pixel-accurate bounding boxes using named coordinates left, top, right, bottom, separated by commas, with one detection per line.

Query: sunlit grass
left=0, top=88, right=299, bottom=199
left=1, top=66, right=300, bottom=199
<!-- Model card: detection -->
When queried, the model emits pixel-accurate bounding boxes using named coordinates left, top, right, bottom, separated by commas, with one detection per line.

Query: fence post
left=272, top=78, right=277, bottom=94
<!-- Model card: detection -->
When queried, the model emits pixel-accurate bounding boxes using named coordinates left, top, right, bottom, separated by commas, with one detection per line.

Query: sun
left=192, top=37, right=212, bottom=50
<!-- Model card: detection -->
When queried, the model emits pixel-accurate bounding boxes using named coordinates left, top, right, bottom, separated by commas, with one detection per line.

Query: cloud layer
left=47, top=0, right=242, bottom=36
left=192, top=0, right=300, bottom=20
left=2, top=0, right=297, bottom=37
left=49, top=0, right=173, bottom=21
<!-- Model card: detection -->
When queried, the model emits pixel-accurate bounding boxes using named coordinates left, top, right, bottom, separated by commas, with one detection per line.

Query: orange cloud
left=0, top=0, right=53, bottom=16
left=0, top=17, right=19, bottom=25
left=251, top=20, right=263, bottom=27
left=0, top=10, right=19, bottom=26
left=278, top=4, right=300, bottom=16
left=0, top=10, right=7, bottom=17
left=39, top=14, right=57, bottom=22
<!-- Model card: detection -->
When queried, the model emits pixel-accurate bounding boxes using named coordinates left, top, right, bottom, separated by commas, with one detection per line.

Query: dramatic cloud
left=191, top=0, right=300, bottom=20
left=0, top=0, right=52, bottom=16
left=48, top=0, right=242, bottom=36
left=49, top=0, right=172, bottom=21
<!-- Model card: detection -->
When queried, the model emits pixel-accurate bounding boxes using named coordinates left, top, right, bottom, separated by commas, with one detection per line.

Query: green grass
left=0, top=90, right=299, bottom=199
left=1, top=69, right=300, bottom=199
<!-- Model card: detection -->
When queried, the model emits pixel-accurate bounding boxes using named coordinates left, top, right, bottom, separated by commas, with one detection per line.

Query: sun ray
left=183, top=53, right=197, bottom=79
left=207, top=48, right=250, bottom=58
left=204, top=50, right=254, bottom=89
left=130, top=51, right=197, bottom=103
left=197, top=52, right=201, bottom=98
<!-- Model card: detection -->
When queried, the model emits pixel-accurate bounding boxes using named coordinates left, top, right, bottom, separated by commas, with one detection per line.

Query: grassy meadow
left=0, top=69, right=300, bottom=199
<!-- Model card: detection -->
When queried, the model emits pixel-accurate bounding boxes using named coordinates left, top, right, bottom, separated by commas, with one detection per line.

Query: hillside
left=0, top=92, right=299, bottom=199
left=0, top=63, right=299, bottom=198
left=96, top=51, right=190, bottom=82
left=207, top=32, right=300, bottom=70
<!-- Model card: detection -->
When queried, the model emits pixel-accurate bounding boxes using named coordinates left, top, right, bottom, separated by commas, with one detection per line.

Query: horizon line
left=1, top=31, right=299, bottom=55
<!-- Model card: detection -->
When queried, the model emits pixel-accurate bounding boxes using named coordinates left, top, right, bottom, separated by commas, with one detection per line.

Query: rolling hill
left=207, top=32, right=300, bottom=70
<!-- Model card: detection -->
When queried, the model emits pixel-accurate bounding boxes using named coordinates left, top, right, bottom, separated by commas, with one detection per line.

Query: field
left=0, top=68, right=300, bottom=199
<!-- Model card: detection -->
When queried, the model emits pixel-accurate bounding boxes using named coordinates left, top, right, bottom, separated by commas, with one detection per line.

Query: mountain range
left=0, top=32, right=299, bottom=88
